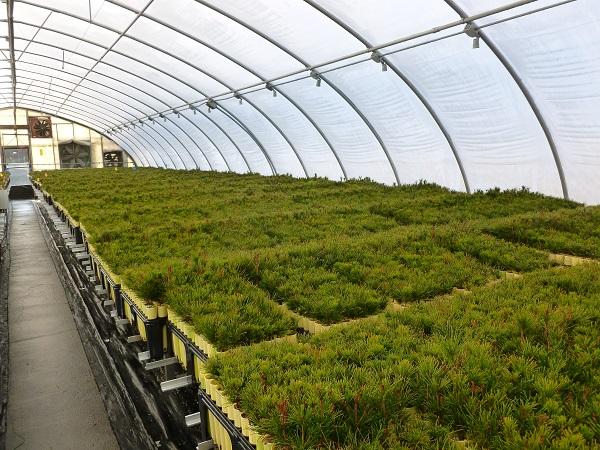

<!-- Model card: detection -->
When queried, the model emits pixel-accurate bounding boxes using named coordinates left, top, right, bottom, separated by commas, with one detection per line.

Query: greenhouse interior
left=0, top=1, right=599, bottom=449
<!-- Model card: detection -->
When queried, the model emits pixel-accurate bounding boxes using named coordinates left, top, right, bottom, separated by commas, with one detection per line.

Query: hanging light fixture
left=370, top=51, right=388, bottom=72
left=265, top=83, right=277, bottom=97
left=310, top=70, right=322, bottom=87
left=207, top=99, right=218, bottom=113
left=234, top=92, right=243, bottom=105
left=464, top=23, right=480, bottom=49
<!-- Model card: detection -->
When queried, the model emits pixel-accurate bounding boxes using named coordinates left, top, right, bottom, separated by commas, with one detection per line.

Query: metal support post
left=114, top=284, right=124, bottom=318
left=74, top=225, right=83, bottom=244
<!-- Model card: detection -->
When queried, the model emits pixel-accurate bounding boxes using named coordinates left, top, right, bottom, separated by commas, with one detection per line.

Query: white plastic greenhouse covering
left=1, top=0, right=599, bottom=204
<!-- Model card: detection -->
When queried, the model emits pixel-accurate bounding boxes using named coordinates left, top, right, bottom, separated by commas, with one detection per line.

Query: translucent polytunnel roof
left=1, top=0, right=599, bottom=204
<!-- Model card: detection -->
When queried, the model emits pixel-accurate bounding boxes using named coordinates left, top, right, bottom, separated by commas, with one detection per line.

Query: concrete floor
left=5, top=201, right=118, bottom=450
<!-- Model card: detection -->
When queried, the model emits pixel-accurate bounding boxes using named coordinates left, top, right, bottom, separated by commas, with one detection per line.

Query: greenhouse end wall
left=0, top=108, right=134, bottom=172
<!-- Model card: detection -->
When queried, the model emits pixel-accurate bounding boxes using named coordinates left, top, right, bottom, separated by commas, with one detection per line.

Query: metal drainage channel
left=34, top=182, right=255, bottom=450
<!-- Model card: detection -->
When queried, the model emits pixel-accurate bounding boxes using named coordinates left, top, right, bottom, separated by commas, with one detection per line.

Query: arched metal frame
left=303, top=0, right=471, bottom=193
left=9, top=65, right=250, bottom=170
left=5, top=20, right=269, bottom=173
left=3, top=94, right=156, bottom=167
left=9, top=84, right=169, bottom=168
left=10, top=1, right=200, bottom=170
left=4, top=45, right=230, bottom=171
left=0, top=104, right=143, bottom=167
left=10, top=76, right=227, bottom=171
left=1, top=40, right=256, bottom=172
left=1, top=0, right=588, bottom=200
left=9, top=34, right=205, bottom=169
left=4, top=63, right=177, bottom=168
left=9, top=1, right=452, bottom=184
left=175, top=0, right=398, bottom=184
left=11, top=2, right=295, bottom=176
left=2, top=85, right=166, bottom=168
left=107, top=0, right=347, bottom=179
left=443, top=0, right=568, bottom=200
left=13, top=0, right=392, bottom=180
left=39, top=0, right=210, bottom=172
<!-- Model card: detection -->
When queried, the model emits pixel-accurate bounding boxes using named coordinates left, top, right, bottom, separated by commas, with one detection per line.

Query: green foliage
left=136, top=271, right=167, bottom=301
left=34, top=168, right=597, bottom=351
left=0, top=171, right=8, bottom=189
left=209, top=265, right=600, bottom=449
left=35, top=169, right=600, bottom=446
left=235, top=229, right=495, bottom=323
left=485, top=208, right=600, bottom=258
left=433, top=226, right=553, bottom=272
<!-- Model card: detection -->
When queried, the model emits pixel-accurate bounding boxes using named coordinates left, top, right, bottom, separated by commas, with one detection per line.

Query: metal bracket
left=370, top=51, right=388, bottom=71
left=464, top=23, right=480, bottom=48
left=145, top=356, right=179, bottom=370
left=185, top=412, right=202, bottom=428
left=206, top=99, right=218, bottom=111
left=160, top=375, right=194, bottom=392
left=196, top=440, right=214, bottom=450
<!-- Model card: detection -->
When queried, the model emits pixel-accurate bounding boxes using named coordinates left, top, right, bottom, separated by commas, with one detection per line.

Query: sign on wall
left=28, top=116, right=53, bottom=139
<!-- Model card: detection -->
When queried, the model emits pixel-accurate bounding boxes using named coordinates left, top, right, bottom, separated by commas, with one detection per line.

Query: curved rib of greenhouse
left=1, top=0, right=599, bottom=204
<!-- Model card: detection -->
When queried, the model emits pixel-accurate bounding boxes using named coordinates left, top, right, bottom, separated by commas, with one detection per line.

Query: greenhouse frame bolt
left=160, top=375, right=194, bottom=392
left=145, top=357, right=178, bottom=370
left=185, top=412, right=202, bottom=427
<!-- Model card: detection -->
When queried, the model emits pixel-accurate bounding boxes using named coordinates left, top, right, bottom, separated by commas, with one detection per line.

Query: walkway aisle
left=5, top=201, right=118, bottom=450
